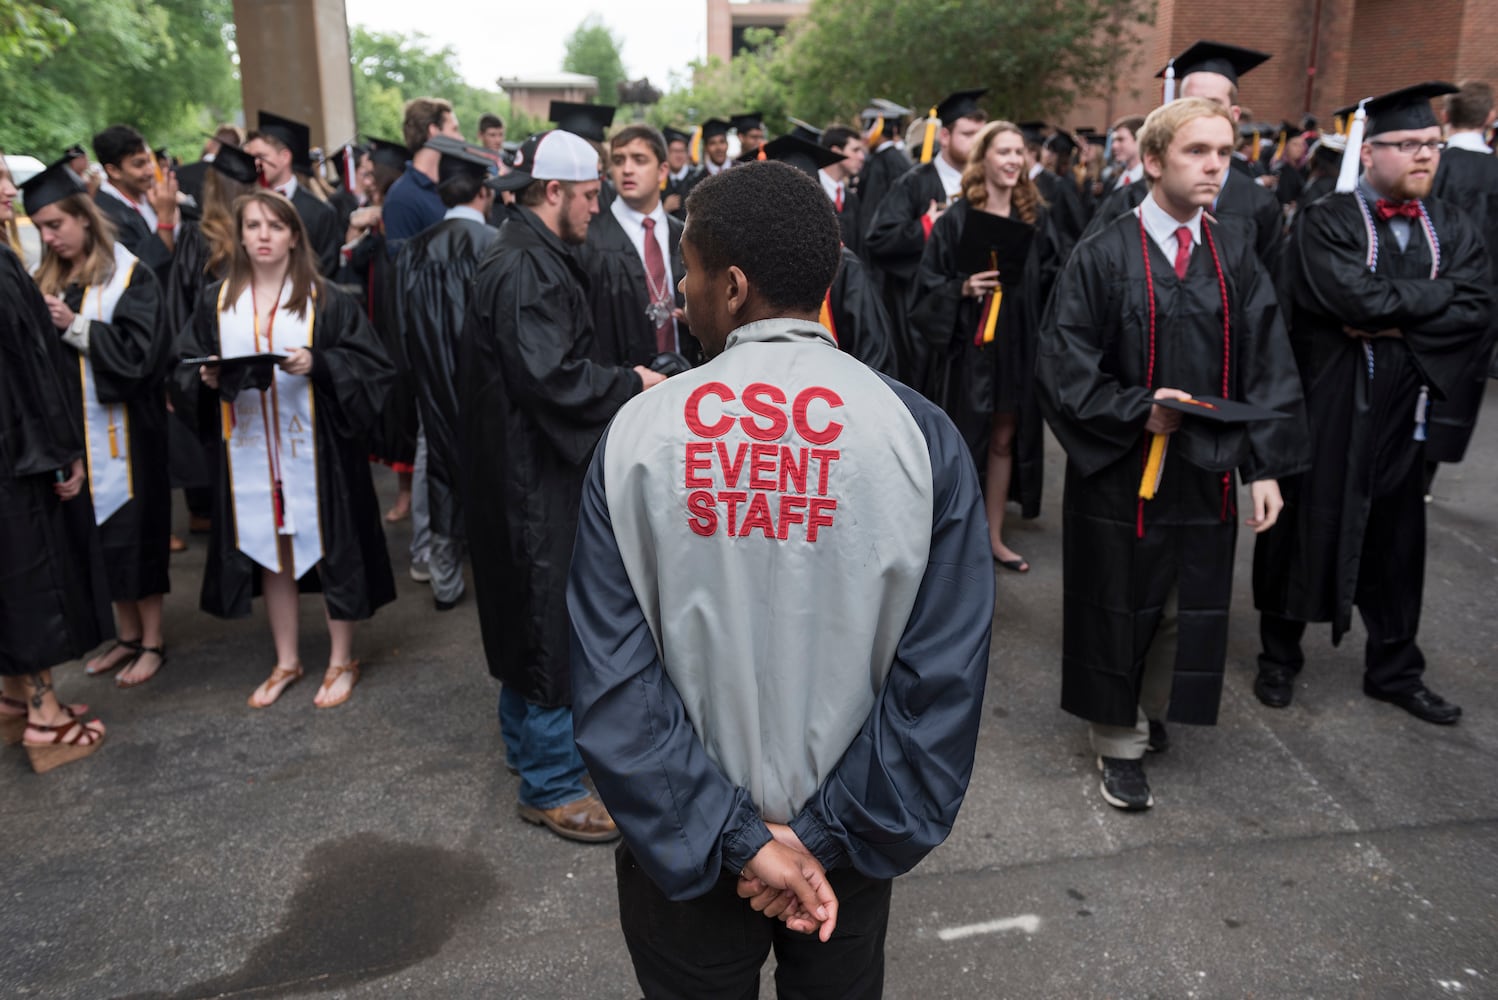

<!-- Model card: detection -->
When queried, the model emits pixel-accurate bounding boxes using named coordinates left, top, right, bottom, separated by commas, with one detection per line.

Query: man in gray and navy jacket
left=568, top=161, right=995, bottom=999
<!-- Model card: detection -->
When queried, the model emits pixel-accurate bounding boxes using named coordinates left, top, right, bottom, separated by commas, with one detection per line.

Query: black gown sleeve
left=908, top=206, right=969, bottom=348
left=865, top=174, right=932, bottom=280
left=0, top=248, right=83, bottom=475
left=307, top=286, right=395, bottom=440
left=1233, top=247, right=1311, bottom=483
left=830, top=250, right=896, bottom=374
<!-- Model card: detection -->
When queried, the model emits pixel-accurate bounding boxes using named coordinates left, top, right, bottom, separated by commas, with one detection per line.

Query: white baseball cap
left=488, top=130, right=600, bottom=192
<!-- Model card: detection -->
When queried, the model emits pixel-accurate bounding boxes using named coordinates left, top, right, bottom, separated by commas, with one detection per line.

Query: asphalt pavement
left=4, top=392, right=1496, bottom=999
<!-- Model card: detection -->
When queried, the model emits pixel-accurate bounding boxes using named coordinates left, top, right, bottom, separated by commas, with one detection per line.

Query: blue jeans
left=498, top=686, right=589, bottom=809
left=410, top=426, right=432, bottom=567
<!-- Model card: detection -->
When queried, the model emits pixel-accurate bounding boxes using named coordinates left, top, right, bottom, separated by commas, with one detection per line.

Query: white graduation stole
left=216, top=282, right=323, bottom=578
left=77, top=243, right=139, bottom=525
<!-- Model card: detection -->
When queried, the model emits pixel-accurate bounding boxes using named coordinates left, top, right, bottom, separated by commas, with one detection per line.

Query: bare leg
left=386, top=469, right=412, bottom=521
left=249, top=536, right=303, bottom=707
left=1, top=675, right=86, bottom=718
left=22, top=670, right=104, bottom=739
left=313, top=606, right=359, bottom=707
left=116, top=594, right=166, bottom=685
left=84, top=601, right=143, bottom=674
left=986, top=412, right=1026, bottom=567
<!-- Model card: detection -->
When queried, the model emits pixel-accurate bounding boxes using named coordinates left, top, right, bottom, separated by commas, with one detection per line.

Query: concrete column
left=231, top=0, right=357, bottom=154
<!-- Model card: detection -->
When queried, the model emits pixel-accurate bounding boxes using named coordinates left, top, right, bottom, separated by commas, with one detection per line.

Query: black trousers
left=616, top=844, right=892, bottom=1000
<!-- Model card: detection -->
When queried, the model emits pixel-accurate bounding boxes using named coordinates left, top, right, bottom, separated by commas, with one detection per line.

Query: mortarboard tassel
left=865, top=115, right=885, bottom=148
left=920, top=106, right=938, bottom=164
left=689, top=126, right=702, bottom=166
left=818, top=288, right=837, bottom=343
left=1162, top=60, right=1176, bottom=104
left=1334, top=114, right=1346, bottom=137
left=1335, top=99, right=1369, bottom=194
left=1275, top=132, right=1286, bottom=163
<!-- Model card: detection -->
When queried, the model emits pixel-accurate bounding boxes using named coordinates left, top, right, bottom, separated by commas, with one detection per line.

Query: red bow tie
left=1375, top=199, right=1420, bottom=222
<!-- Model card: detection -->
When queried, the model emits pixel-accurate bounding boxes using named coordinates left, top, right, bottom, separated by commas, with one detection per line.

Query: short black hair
left=821, top=125, right=860, bottom=152
left=684, top=161, right=841, bottom=314
left=92, top=125, right=147, bottom=168
left=478, top=113, right=505, bottom=133
left=438, top=172, right=486, bottom=208
left=609, top=124, right=667, bottom=166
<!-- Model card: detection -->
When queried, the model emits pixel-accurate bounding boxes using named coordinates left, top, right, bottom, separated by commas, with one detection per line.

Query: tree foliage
left=0, top=0, right=239, bottom=158
left=562, top=14, right=626, bottom=107
left=349, top=27, right=542, bottom=145
left=648, top=29, right=791, bottom=133
left=778, top=0, right=1151, bottom=124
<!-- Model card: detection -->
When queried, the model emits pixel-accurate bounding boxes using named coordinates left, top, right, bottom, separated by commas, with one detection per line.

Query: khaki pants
left=1090, top=586, right=1177, bottom=760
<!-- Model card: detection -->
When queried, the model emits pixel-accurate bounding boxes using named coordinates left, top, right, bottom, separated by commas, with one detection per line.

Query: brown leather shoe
left=517, top=793, right=620, bottom=843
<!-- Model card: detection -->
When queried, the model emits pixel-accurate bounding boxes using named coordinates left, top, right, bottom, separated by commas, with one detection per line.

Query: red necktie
left=1375, top=198, right=1421, bottom=222
left=835, top=184, right=844, bottom=213
left=641, top=217, right=673, bottom=353
left=1173, top=226, right=1193, bottom=280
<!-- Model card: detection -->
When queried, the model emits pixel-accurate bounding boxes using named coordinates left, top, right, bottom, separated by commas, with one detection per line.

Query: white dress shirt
left=1137, top=191, right=1203, bottom=264
left=100, top=178, right=158, bottom=230
left=444, top=205, right=486, bottom=225
left=612, top=197, right=679, bottom=351
left=934, top=153, right=964, bottom=203
left=818, top=169, right=845, bottom=208
left=1115, top=162, right=1144, bottom=190
left=1447, top=130, right=1493, bottom=154
left=274, top=176, right=300, bottom=201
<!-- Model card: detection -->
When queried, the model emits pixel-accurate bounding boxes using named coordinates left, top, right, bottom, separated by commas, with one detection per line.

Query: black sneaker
left=1364, top=684, right=1462, bottom=725
left=1097, top=756, right=1153, bottom=811
left=1146, top=719, right=1169, bottom=753
left=1254, top=665, right=1296, bottom=708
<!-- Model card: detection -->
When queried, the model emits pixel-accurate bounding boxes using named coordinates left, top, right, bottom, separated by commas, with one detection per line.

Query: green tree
left=649, top=28, right=791, bottom=134
left=777, top=0, right=1151, bottom=125
left=561, top=14, right=626, bottom=107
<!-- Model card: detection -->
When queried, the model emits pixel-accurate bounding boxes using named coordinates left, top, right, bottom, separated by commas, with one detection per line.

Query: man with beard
left=577, top=124, right=699, bottom=370
left=1083, top=41, right=1284, bottom=274
left=394, top=138, right=500, bottom=612
left=1252, top=83, right=1492, bottom=724
left=866, top=89, right=988, bottom=390
left=459, top=130, right=666, bottom=842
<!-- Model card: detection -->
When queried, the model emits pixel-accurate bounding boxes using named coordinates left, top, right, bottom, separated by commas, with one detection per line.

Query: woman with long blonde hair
left=910, top=119, right=1065, bottom=572
left=174, top=190, right=396, bottom=709
left=23, top=158, right=173, bottom=688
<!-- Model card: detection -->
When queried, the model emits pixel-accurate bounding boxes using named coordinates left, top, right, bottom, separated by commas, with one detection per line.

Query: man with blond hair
left=1038, top=97, right=1308, bottom=811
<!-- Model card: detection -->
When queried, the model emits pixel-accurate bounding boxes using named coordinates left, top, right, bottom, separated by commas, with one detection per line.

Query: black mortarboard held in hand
left=20, top=156, right=85, bottom=215
left=956, top=209, right=1034, bottom=279
left=257, top=111, right=316, bottom=175
left=549, top=101, right=616, bottom=143
left=1152, top=394, right=1292, bottom=423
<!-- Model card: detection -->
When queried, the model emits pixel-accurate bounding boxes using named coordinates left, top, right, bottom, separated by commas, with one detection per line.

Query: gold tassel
left=980, top=287, right=1002, bottom=344
left=865, top=115, right=885, bottom=148
left=920, top=107, right=938, bottom=164
left=818, top=289, right=837, bottom=342
left=690, top=126, right=702, bottom=166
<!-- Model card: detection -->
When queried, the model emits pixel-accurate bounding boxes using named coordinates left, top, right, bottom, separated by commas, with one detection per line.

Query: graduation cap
left=1016, top=121, right=1049, bottom=146
left=787, top=117, right=823, bottom=143
left=730, top=111, right=765, bottom=134
left=63, top=143, right=87, bottom=163
left=1157, top=41, right=1271, bottom=88
left=760, top=134, right=843, bottom=178
left=661, top=126, right=692, bottom=146
left=548, top=101, right=615, bottom=143
left=426, top=135, right=499, bottom=184
left=488, top=129, right=600, bottom=193
left=209, top=142, right=259, bottom=185
left=1364, top=81, right=1457, bottom=136
left=936, top=88, right=988, bottom=127
left=956, top=209, right=1034, bottom=278
left=365, top=137, right=408, bottom=171
left=1152, top=394, right=1291, bottom=423
left=257, top=111, right=315, bottom=174
left=700, top=118, right=731, bottom=140
left=1309, top=133, right=1346, bottom=167
left=1043, top=130, right=1079, bottom=156
left=19, top=156, right=85, bottom=215
left=861, top=99, right=911, bottom=143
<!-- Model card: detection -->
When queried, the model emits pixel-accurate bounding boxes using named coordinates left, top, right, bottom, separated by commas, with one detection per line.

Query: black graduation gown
left=458, top=207, right=641, bottom=706
left=855, top=144, right=914, bottom=275
left=0, top=247, right=113, bottom=674
left=911, top=199, right=1062, bottom=519
left=354, top=226, right=418, bottom=471
left=172, top=281, right=397, bottom=620
left=678, top=162, right=727, bottom=208
left=1084, top=169, right=1285, bottom=275
left=574, top=206, right=701, bottom=369
left=827, top=246, right=896, bottom=375
left=291, top=185, right=341, bottom=278
left=58, top=260, right=172, bottom=602
left=1252, top=194, right=1491, bottom=641
left=394, top=215, right=499, bottom=539
left=161, top=223, right=222, bottom=491
left=1300, top=175, right=1337, bottom=211
left=1037, top=211, right=1308, bottom=727
left=94, top=191, right=173, bottom=281
left=175, top=160, right=210, bottom=221
left=327, top=188, right=359, bottom=244
left=1033, top=170, right=1087, bottom=245
left=865, top=161, right=947, bottom=390
left=1426, top=147, right=1498, bottom=462
left=664, top=169, right=694, bottom=221
left=835, top=184, right=864, bottom=259
left=1274, top=163, right=1305, bottom=208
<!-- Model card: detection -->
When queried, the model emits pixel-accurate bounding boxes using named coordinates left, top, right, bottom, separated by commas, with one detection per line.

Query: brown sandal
left=247, top=663, right=303, bottom=709
left=315, top=660, right=361, bottom=709
left=0, top=696, right=89, bottom=746
left=24, top=717, right=106, bottom=774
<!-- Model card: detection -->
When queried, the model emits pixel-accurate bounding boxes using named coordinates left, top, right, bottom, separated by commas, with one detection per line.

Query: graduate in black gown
left=174, top=190, right=395, bottom=711
left=1269, top=122, right=1308, bottom=210
left=912, top=121, right=1064, bottom=572
left=90, top=125, right=179, bottom=281
left=1252, top=84, right=1492, bottom=724
left=854, top=99, right=915, bottom=272
left=1425, top=81, right=1498, bottom=479
left=24, top=161, right=172, bottom=690
left=1037, top=99, right=1307, bottom=811
left=1030, top=127, right=1089, bottom=242
left=0, top=160, right=111, bottom=773
left=866, top=90, right=990, bottom=391
left=661, top=126, right=694, bottom=220
left=1298, top=133, right=1345, bottom=210
left=244, top=112, right=341, bottom=278
left=1084, top=42, right=1284, bottom=274
left=576, top=124, right=700, bottom=370
left=761, top=134, right=897, bottom=375
left=393, top=138, right=502, bottom=611
left=679, top=118, right=733, bottom=205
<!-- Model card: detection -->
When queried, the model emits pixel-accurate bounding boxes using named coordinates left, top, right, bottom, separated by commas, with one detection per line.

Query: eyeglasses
left=1367, top=139, right=1446, bottom=155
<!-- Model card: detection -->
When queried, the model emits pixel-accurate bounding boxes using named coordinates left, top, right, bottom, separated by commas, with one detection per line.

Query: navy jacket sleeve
left=568, top=428, right=773, bottom=901
left=789, top=378, right=994, bottom=878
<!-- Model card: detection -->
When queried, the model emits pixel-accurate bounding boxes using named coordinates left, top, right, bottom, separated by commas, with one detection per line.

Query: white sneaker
left=409, top=562, right=431, bottom=583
